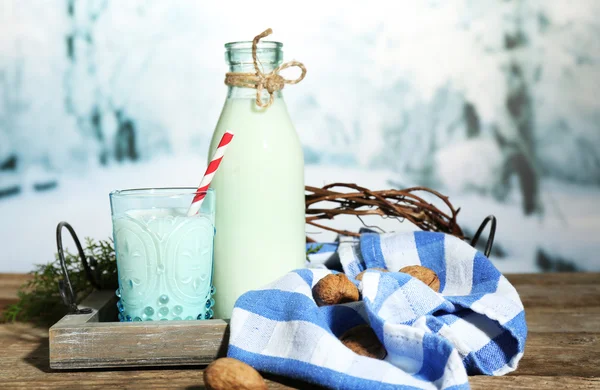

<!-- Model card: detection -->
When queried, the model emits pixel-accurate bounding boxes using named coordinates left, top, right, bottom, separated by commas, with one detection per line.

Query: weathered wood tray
left=49, top=290, right=229, bottom=370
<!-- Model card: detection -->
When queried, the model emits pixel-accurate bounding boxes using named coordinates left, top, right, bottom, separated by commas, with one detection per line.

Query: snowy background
left=0, top=0, right=599, bottom=273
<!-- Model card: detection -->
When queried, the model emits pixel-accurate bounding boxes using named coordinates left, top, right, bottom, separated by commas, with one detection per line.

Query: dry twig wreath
left=305, top=183, right=464, bottom=241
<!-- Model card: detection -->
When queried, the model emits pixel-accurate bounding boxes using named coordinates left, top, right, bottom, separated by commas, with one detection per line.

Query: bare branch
left=305, top=183, right=464, bottom=240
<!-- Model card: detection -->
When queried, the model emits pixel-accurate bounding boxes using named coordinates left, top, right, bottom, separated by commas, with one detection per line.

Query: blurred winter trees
left=371, top=0, right=600, bottom=215
left=0, top=0, right=174, bottom=191
left=0, top=0, right=598, bottom=213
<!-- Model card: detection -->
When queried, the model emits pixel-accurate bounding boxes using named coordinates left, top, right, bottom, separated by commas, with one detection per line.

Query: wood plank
left=50, top=320, right=229, bottom=369
left=517, top=332, right=600, bottom=377
left=49, top=290, right=229, bottom=369
left=0, top=273, right=31, bottom=309
left=506, top=272, right=600, bottom=286
left=2, top=374, right=598, bottom=390
left=525, top=307, right=600, bottom=333
left=516, top=283, right=600, bottom=309
left=0, top=373, right=299, bottom=390
left=471, top=375, right=600, bottom=390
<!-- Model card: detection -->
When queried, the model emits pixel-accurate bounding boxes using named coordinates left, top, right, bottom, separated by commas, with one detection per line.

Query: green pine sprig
left=1, top=237, right=118, bottom=326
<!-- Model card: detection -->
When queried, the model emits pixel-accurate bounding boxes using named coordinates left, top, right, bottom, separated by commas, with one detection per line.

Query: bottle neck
left=225, top=41, right=283, bottom=100
left=228, top=62, right=279, bottom=73
left=227, top=87, right=282, bottom=100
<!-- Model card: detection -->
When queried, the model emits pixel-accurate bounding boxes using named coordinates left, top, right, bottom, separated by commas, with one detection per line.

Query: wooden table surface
left=1, top=272, right=599, bottom=389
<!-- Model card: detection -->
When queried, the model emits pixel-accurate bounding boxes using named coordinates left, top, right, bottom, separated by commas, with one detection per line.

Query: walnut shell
left=355, top=267, right=389, bottom=281
left=339, top=324, right=387, bottom=359
left=203, top=358, right=267, bottom=390
left=312, top=273, right=360, bottom=307
left=399, top=265, right=440, bottom=292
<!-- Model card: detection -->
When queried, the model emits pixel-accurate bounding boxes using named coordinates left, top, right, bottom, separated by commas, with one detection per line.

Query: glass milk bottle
left=208, top=37, right=306, bottom=318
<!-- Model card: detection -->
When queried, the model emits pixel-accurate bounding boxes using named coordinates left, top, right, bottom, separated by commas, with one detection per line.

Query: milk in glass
left=110, top=189, right=216, bottom=321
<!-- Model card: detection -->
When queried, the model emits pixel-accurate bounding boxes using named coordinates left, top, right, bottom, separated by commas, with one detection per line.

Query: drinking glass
left=109, top=188, right=216, bottom=321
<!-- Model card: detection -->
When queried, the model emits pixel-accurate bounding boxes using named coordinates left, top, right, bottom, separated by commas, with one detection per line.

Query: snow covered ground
left=1, top=156, right=598, bottom=274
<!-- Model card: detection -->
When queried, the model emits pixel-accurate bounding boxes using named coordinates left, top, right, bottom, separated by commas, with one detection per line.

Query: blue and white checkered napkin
left=227, top=232, right=527, bottom=389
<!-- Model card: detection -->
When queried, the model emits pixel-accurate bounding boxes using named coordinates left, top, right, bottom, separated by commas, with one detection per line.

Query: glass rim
left=225, top=41, right=282, bottom=50
left=110, top=187, right=214, bottom=198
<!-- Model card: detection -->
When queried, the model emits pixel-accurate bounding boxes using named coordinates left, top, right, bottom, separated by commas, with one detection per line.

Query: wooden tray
left=49, top=290, right=229, bottom=370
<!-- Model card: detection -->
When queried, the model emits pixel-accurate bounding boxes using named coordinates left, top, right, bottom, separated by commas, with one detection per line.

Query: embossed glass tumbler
left=109, top=188, right=216, bottom=322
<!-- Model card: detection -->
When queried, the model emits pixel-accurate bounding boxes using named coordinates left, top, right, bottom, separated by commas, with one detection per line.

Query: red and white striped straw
left=187, top=130, right=234, bottom=216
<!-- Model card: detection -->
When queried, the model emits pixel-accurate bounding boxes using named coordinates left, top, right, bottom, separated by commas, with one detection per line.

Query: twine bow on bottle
left=224, top=28, right=307, bottom=108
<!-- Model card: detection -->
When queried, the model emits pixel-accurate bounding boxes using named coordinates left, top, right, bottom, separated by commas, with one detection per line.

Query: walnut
left=399, top=265, right=440, bottom=292
left=355, top=267, right=389, bottom=281
left=203, top=358, right=267, bottom=390
left=312, top=273, right=360, bottom=307
left=339, top=324, right=387, bottom=360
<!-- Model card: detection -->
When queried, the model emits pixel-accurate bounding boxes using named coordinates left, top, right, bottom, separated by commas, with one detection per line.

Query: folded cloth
left=227, top=232, right=527, bottom=389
